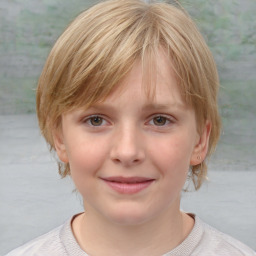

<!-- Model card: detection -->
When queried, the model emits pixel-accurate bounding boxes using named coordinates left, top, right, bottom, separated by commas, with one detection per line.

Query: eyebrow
left=141, top=102, right=186, bottom=111
left=86, top=104, right=116, bottom=113
left=88, top=102, right=186, bottom=112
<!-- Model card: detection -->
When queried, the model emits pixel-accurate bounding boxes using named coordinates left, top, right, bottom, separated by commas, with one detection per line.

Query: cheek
left=66, top=138, right=109, bottom=178
left=149, top=135, right=193, bottom=177
left=67, top=139, right=109, bottom=198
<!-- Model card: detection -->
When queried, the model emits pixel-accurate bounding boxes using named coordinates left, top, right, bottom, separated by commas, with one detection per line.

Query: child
left=6, top=0, right=255, bottom=255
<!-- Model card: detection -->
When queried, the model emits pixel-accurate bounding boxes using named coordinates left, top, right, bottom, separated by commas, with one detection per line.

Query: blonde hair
left=37, top=0, right=221, bottom=190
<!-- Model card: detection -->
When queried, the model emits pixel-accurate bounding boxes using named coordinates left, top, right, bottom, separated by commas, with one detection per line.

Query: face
left=54, top=51, right=210, bottom=226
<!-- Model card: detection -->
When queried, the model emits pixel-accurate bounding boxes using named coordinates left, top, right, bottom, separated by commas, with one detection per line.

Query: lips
left=101, top=176, right=155, bottom=194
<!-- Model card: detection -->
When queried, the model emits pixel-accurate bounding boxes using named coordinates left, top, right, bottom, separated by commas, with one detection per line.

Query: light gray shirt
left=6, top=214, right=256, bottom=256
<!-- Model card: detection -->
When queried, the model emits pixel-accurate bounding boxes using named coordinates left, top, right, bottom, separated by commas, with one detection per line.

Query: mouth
left=101, top=176, right=155, bottom=194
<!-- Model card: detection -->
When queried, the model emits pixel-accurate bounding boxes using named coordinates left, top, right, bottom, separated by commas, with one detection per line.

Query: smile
left=101, top=176, right=155, bottom=194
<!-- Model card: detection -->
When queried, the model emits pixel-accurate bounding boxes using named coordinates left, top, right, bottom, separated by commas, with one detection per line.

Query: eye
left=152, top=116, right=168, bottom=126
left=148, top=115, right=173, bottom=127
left=85, top=115, right=106, bottom=126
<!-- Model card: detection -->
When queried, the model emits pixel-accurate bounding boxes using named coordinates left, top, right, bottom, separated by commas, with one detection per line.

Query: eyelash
left=83, top=114, right=175, bottom=127
left=147, top=114, right=175, bottom=127
left=83, top=115, right=109, bottom=127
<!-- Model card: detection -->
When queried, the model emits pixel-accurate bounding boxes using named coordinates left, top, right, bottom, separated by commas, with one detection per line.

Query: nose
left=110, top=125, right=145, bottom=167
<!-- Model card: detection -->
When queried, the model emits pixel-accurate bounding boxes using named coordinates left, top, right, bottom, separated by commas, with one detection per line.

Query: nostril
left=112, top=157, right=142, bottom=166
left=110, top=140, right=145, bottom=166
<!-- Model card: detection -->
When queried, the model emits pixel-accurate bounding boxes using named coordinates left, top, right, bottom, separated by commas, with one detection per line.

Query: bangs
left=55, top=2, right=162, bottom=112
left=38, top=0, right=217, bottom=128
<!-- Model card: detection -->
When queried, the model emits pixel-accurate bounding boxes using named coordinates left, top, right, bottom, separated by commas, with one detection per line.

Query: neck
left=72, top=200, right=194, bottom=256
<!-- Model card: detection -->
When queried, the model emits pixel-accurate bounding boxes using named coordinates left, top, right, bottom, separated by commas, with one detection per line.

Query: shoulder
left=5, top=223, right=67, bottom=256
left=193, top=216, right=256, bottom=256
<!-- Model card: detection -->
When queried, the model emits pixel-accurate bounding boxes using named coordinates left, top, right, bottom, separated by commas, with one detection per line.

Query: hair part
left=37, top=0, right=221, bottom=190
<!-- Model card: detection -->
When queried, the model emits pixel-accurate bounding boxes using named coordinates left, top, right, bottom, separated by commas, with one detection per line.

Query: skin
left=53, top=51, right=210, bottom=256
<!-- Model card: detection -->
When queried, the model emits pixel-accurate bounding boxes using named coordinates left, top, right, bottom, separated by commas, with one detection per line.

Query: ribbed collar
left=60, top=213, right=203, bottom=256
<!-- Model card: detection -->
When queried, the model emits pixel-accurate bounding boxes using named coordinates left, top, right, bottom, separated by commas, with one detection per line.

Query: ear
left=53, top=128, right=69, bottom=163
left=190, top=121, right=211, bottom=166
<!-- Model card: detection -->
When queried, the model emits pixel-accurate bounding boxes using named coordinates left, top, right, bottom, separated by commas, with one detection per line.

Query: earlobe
left=53, top=129, right=69, bottom=163
left=190, top=121, right=211, bottom=166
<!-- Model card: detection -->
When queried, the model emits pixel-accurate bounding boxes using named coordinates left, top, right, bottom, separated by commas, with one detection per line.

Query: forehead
left=103, top=50, right=185, bottom=108
left=64, top=48, right=190, bottom=116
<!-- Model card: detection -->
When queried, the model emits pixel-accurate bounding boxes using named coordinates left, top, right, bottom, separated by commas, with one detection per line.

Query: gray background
left=0, top=0, right=255, bottom=254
